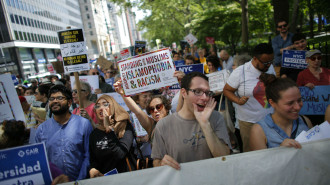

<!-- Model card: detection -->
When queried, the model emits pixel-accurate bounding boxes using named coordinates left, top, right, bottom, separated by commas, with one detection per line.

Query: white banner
left=65, top=139, right=330, bottom=185
left=118, top=48, right=178, bottom=96
left=206, top=70, right=230, bottom=92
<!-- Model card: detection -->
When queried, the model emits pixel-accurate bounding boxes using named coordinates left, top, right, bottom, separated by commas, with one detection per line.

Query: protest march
left=1, top=1, right=330, bottom=184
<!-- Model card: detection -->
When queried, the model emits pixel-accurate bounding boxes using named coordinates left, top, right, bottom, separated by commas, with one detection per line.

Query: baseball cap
left=306, top=49, right=321, bottom=58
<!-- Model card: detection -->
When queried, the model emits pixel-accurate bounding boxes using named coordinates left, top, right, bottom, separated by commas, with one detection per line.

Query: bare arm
left=153, top=155, right=180, bottom=170
left=194, top=98, right=230, bottom=157
left=114, top=80, right=154, bottom=136
left=249, top=124, right=267, bottom=151
left=223, top=83, right=249, bottom=105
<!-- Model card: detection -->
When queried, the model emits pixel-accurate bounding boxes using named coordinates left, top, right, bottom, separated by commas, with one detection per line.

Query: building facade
left=0, top=0, right=83, bottom=80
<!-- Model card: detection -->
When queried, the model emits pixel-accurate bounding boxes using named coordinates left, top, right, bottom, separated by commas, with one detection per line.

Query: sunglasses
left=309, top=56, right=322, bottom=61
left=94, top=102, right=110, bottom=109
left=257, top=58, right=273, bottom=66
left=277, top=24, right=288, bottom=28
left=148, top=104, right=164, bottom=114
left=72, top=89, right=86, bottom=94
left=92, top=72, right=99, bottom=75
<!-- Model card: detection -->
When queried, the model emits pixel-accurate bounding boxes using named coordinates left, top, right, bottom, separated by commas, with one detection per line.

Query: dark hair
left=99, top=75, right=106, bottom=83
left=185, top=55, right=195, bottom=62
left=292, top=33, right=306, bottom=43
left=276, top=18, right=288, bottom=26
left=181, top=72, right=208, bottom=90
left=253, top=43, right=273, bottom=58
left=37, top=83, right=53, bottom=96
left=206, top=56, right=220, bottom=69
left=146, top=95, right=171, bottom=115
left=0, top=120, right=29, bottom=149
left=259, top=73, right=298, bottom=103
left=48, top=85, right=72, bottom=100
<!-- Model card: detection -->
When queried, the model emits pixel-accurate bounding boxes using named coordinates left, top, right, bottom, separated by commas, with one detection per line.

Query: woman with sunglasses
left=250, top=73, right=312, bottom=150
left=72, top=81, right=97, bottom=127
left=114, top=80, right=171, bottom=139
left=89, top=95, right=135, bottom=177
left=297, top=49, right=330, bottom=126
left=297, top=49, right=330, bottom=89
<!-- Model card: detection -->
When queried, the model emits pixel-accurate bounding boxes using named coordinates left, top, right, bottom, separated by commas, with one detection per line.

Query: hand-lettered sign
left=299, top=85, right=330, bottom=115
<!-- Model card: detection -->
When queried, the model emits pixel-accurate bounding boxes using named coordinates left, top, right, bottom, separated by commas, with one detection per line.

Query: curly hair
left=146, top=95, right=171, bottom=115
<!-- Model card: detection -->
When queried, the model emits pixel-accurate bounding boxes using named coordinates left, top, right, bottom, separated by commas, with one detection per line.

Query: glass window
left=19, top=16, right=23, bottom=25
left=87, top=14, right=90, bottom=19
left=18, top=0, right=23, bottom=10
left=33, top=34, right=38, bottom=42
left=27, top=33, right=31, bottom=41
left=85, top=6, right=88, bottom=11
left=23, top=17, right=27, bottom=25
left=46, top=49, right=55, bottom=59
left=10, top=14, right=15, bottom=23
left=88, top=22, right=92, bottom=28
left=14, top=30, right=19, bottom=40
left=6, top=0, right=11, bottom=6
left=27, top=18, right=31, bottom=26
left=90, top=31, right=93, bottom=35
left=14, top=15, right=19, bottom=23
left=14, top=0, right=18, bottom=8
left=19, top=48, right=33, bottom=60
left=34, top=48, right=45, bottom=59
left=18, top=31, right=23, bottom=40
left=23, top=32, right=27, bottom=40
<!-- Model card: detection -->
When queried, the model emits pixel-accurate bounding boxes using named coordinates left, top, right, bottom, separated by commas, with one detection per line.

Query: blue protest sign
left=282, top=50, right=307, bottom=69
left=299, top=85, right=330, bottom=115
left=174, top=60, right=185, bottom=67
left=0, top=143, right=52, bottom=185
left=175, top=63, right=204, bottom=74
left=169, top=64, right=204, bottom=89
left=11, top=75, right=19, bottom=86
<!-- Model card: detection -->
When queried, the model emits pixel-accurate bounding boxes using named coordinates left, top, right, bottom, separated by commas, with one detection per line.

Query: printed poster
left=0, top=143, right=52, bottom=185
left=58, top=28, right=90, bottom=73
left=118, top=48, right=178, bottom=96
left=184, top=33, right=198, bottom=45
left=0, top=82, right=15, bottom=122
left=282, top=50, right=307, bottom=69
left=206, top=70, right=230, bottom=92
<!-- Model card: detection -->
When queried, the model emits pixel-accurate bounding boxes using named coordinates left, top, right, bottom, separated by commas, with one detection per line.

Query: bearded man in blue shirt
left=35, top=85, right=93, bottom=180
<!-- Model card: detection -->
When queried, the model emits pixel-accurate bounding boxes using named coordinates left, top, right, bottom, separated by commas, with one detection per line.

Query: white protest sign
left=118, top=48, right=178, bottom=96
left=97, top=93, right=129, bottom=111
left=206, top=70, right=230, bottom=92
left=0, top=74, right=25, bottom=122
left=131, top=113, right=148, bottom=137
left=184, top=33, right=198, bottom=45
left=58, top=29, right=90, bottom=73
left=70, top=75, right=99, bottom=93
left=295, top=121, right=330, bottom=143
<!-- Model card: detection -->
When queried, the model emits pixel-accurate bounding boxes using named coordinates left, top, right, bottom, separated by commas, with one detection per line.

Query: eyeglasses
left=277, top=23, right=288, bottom=28
left=94, top=102, right=110, bottom=109
left=309, top=56, right=322, bottom=61
left=92, top=72, right=99, bottom=75
left=49, top=96, right=66, bottom=102
left=147, top=104, right=164, bottom=114
left=257, top=58, right=273, bottom=66
left=188, top=89, right=214, bottom=97
left=72, top=89, right=86, bottom=94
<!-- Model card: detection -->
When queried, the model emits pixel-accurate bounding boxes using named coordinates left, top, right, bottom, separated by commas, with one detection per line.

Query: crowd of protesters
left=1, top=18, right=329, bottom=184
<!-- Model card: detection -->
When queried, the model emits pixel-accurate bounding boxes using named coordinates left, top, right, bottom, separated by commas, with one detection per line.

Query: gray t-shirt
left=151, top=111, right=230, bottom=163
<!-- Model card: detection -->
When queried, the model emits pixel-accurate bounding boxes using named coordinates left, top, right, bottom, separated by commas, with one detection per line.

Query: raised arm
left=194, top=98, right=230, bottom=157
left=114, top=80, right=154, bottom=136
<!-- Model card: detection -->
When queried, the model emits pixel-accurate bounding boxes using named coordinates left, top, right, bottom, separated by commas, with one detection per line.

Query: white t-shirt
left=226, top=60, right=275, bottom=123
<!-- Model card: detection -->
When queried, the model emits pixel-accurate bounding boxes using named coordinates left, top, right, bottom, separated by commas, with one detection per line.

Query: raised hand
left=193, top=97, right=216, bottom=125
left=114, top=79, right=124, bottom=95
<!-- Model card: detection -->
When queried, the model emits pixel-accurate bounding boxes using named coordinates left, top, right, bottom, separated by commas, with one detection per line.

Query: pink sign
left=205, top=37, right=215, bottom=44
left=47, top=64, right=56, bottom=74
left=120, top=49, right=130, bottom=59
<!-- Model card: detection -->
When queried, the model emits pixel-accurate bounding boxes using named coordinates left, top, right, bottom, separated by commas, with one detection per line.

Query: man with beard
left=272, top=18, right=295, bottom=77
left=35, top=85, right=93, bottom=180
left=223, top=43, right=276, bottom=152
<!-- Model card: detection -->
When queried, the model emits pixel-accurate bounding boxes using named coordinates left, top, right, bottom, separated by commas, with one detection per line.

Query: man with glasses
left=223, top=43, right=275, bottom=152
left=272, top=18, right=294, bottom=76
left=35, top=85, right=93, bottom=180
left=152, top=72, right=231, bottom=170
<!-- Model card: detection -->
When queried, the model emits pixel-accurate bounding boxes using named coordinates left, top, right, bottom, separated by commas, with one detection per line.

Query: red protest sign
left=205, top=37, right=215, bottom=44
